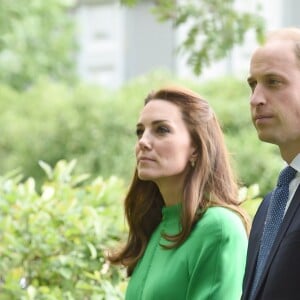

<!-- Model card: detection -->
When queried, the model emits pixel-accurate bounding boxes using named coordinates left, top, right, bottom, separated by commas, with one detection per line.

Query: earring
left=190, top=160, right=195, bottom=167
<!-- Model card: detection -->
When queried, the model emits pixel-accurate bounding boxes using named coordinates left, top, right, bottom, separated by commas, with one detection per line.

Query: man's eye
left=268, top=78, right=281, bottom=86
left=247, top=80, right=256, bottom=92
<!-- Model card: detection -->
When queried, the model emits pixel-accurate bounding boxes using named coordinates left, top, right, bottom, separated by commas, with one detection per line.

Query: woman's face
left=135, top=99, right=195, bottom=188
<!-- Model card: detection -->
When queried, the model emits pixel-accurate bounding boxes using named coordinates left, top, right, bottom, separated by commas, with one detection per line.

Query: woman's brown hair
left=108, top=85, right=250, bottom=276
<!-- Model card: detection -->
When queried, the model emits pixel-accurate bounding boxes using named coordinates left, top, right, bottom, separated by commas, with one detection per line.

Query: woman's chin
left=137, top=171, right=156, bottom=181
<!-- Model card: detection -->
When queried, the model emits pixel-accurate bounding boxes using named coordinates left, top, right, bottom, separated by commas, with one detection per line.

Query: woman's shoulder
left=186, top=206, right=248, bottom=264
left=203, top=206, right=243, bottom=223
left=193, top=206, right=247, bottom=238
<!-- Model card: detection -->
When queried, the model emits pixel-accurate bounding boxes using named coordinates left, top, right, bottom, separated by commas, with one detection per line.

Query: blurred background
left=1, top=0, right=299, bottom=298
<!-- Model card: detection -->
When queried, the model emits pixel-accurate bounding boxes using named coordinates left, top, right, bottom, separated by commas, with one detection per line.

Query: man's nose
left=250, top=84, right=266, bottom=106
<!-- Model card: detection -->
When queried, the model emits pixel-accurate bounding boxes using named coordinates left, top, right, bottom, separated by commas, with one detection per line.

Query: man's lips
left=254, top=114, right=273, bottom=122
left=253, top=114, right=274, bottom=128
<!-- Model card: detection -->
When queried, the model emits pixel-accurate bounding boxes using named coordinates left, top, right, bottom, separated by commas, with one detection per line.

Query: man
left=242, top=27, right=300, bottom=300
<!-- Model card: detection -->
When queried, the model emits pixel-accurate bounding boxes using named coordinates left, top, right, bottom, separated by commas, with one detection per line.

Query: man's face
left=247, top=40, right=300, bottom=162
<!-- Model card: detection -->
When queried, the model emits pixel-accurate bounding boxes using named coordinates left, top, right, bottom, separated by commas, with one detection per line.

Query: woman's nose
left=138, top=132, right=152, bottom=150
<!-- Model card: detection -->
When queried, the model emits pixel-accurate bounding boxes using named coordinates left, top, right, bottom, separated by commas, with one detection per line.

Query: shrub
left=0, top=160, right=128, bottom=299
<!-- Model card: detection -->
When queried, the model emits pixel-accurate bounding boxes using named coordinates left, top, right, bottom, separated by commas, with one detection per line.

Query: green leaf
left=38, top=160, right=53, bottom=179
left=87, top=242, right=97, bottom=260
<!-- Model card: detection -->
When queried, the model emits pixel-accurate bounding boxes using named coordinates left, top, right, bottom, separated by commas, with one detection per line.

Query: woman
left=108, top=86, right=249, bottom=299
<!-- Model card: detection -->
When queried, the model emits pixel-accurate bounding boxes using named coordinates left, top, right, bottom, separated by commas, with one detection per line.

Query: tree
left=0, top=0, right=77, bottom=90
left=121, top=0, right=265, bottom=75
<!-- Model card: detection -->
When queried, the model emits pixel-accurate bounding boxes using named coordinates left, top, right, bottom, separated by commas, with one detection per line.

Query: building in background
left=74, top=0, right=300, bottom=88
left=75, top=0, right=175, bottom=88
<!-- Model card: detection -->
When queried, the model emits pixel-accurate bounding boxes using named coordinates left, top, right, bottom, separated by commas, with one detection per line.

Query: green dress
left=125, top=204, right=248, bottom=300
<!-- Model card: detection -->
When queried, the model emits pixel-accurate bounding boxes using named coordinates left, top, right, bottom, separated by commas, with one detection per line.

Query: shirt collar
left=289, top=153, right=300, bottom=173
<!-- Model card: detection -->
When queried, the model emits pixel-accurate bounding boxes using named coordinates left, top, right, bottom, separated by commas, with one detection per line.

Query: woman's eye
left=156, top=126, right=170, bottom=134
left=136, top=128, right=144, bottom=138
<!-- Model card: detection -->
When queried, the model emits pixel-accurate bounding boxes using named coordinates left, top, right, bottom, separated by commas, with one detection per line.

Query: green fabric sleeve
left=187, top=207, right=248, bottom=300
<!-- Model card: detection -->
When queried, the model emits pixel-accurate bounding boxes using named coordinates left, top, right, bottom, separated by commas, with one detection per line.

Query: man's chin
left=257, top=133, right=277, bottom=145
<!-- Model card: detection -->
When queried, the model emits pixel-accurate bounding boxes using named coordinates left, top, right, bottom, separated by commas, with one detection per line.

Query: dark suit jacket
left=242, top=185, right=300, bottom=300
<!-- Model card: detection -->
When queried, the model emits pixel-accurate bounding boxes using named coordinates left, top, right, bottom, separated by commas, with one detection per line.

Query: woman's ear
left=190, top=145, right=198, bottom=160
left=189, top=147, right=198, bottom=167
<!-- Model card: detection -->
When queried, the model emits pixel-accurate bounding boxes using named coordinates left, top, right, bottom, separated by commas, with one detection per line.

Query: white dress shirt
left=284, top=153, right=300, bottom=214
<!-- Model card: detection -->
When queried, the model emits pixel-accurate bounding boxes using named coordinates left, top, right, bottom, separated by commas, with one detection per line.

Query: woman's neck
left=155, top=179, right=184, bottom=206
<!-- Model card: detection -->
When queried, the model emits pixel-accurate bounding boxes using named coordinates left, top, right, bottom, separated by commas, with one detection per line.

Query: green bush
left=239, top=184, right=262, bottom=219
left=0, top=0, right=76, bottom=90
left=0, top=160, right=128, bottom=299
left=0, top=72, right=175, bottom=188
left=0, top=72, right=283, bottom=195
left=0, top=80, right=133, bottom=186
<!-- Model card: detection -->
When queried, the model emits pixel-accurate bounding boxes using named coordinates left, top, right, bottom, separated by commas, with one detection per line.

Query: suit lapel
left=243, top=194, right=271, bottom=299
left=253, top=185, right=300, bottom=298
